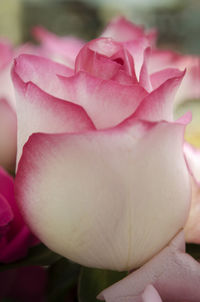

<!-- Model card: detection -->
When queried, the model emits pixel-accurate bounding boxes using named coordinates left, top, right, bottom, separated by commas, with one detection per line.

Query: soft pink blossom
left=32, top=26, right=84, bottom=68
left=0, top=166, right=36, bottom=262
left=13, top=25, right=191, bottom=271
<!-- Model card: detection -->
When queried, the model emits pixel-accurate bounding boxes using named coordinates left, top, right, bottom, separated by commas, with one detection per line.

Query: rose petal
left=12, top=72, right=95, bottom=164
left=101, top=17, right=150, bottom=43
left=150, top=68, right=185, bottom=91
left=98, top=231, right=200, bottom=302
left=133, top=69, right=185, bottom=122
left=32, top=26, right=84, bottom=68
left=142, top=285, right=162, bottom=302
left=12, top=54, right=74, bottom=97
left=125, top=38, right=150, bottom=80
left=184, top=143, right=200, bottom=243
left=57, top=72, right=147, bottom=129
left=75, top=38, right=136, bottom=82
left=139, top=47, right=152, bottom=92
left=15, top=117, right=190, bottom=271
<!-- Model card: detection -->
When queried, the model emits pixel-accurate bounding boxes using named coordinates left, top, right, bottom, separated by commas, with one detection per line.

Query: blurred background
left=0, top=0, right=200, bottom=53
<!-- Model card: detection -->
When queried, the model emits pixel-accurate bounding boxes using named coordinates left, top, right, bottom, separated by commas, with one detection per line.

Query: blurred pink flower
left=32, top=26, right=84, bottom=68
left=0, top=166, right=36, bottom=262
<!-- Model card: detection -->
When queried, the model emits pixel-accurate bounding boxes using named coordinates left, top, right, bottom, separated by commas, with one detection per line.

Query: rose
left=0, top=166, right=36, bottom=262
left=12, top=21, right=191, bottom=274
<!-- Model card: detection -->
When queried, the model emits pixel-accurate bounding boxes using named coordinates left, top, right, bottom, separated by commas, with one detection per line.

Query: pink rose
left=0, top=166, right=36, bottom=262
left=12, top=19, right=191, bottom=272
left=101, top=16, right=157, bottom=46
left=32, top=26, right=84, bottom=68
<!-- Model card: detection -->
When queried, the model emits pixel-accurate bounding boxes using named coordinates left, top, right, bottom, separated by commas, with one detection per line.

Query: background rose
left=0, top=166, right=36, bottom=262
left=13, top=22, right=190, bottom=271
left=32, top=26, right=84, bottom=68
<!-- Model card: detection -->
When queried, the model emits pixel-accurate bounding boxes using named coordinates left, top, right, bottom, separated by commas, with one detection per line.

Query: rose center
left=113, top=57, right=124, bottom=65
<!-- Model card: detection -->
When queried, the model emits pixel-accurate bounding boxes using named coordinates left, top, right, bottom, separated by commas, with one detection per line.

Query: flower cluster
left=0, top=16, right=200, bottom=301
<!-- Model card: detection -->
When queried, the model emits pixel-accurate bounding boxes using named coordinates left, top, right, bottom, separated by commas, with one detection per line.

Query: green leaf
left=0, top=244, right=61, bottom=272
left=47, top=258, right=80, bottom=302
left=78, top=267, right=128, bottom=302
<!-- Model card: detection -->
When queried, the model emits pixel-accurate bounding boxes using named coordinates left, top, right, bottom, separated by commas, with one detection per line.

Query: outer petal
left=184, top=178, right=200, bottom=243
left=142, top=285, right=162, bottom=302
left=184, top=144, right=200, bottom=243
left=12, top=71, right=95, bottom=164
left=101, top=17, right=154, bottom=45
left=0, top=99, right=17, bottom=170
left=12, top=54, right=74, bottom=98
left=99, top=231, right=200, bottom=302
left=133, top=69, right=185, bottom=122
left=149, top=50, right=200, bottom=105
left=184, top=143, right=200, bottom=184
left=32, top=26, right=84, bottom=68
left=150, top=68, right=185, bottom=91
left=57, top=72, right=147, bottom=129
left=15, top=118, right=190, bottom=271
